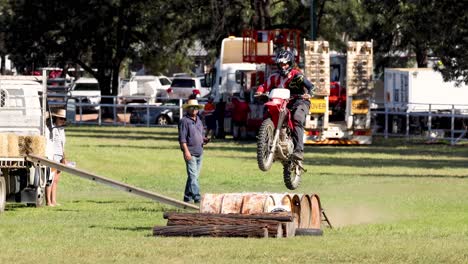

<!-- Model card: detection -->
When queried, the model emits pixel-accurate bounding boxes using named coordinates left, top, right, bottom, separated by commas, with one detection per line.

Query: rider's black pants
left=289, top=99, right=311, bottom=153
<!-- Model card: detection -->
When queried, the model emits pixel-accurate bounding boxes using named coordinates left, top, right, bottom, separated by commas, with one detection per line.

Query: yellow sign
left=352, top=99, right=369, bottom=114
left=309, top=98, right=327, bottom=114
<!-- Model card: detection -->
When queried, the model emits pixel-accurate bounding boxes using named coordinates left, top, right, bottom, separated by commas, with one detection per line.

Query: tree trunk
left=112, top=64, right=120, bottom=96
left=0, top=54, right=5, bottom=75
left=97, top=72, right=114, bottom=118
left=415, top=47, right=428, bottom=68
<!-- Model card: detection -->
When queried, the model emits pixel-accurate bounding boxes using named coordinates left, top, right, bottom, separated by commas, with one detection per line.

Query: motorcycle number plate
left=309, top=98, right=327, bottom=114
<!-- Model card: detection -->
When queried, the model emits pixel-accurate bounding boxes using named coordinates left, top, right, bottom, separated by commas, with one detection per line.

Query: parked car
left=120, top=75, right=172, bottom=104
left=129, top=100, right=181, bottom=125
left=69, top=77, right=101, bottom=112
left=166, top=76, right=210, bottom=99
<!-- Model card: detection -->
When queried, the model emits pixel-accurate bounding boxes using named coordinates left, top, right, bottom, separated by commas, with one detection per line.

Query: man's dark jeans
left=183, top=155, right=203, bottom=202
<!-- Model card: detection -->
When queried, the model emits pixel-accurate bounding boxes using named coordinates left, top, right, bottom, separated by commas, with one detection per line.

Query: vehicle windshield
left=160, top=78, right=171, bottom=86
left=74, top=83, right=99, bottom=91
left=171, top=79, right=195, bottom=88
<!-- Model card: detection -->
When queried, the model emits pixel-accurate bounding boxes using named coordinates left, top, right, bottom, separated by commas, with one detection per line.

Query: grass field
left=1, top=126, right=467, bottom=263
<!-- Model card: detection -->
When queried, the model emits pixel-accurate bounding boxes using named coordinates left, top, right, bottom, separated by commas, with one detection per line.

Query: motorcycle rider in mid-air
left=255, top=49, right=315, bottom=161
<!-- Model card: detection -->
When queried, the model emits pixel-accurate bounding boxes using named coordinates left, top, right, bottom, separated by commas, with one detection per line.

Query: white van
left=120, top=75, right=172, bottom=104
left=69, top=77, right=101, bottom=112
left=167, top=76, right=210, bottom=99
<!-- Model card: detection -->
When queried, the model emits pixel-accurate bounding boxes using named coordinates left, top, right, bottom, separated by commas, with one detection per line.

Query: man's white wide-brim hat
left=51, top=108, right=67, bottom=119
left=182, top=99, right=204, bottom=110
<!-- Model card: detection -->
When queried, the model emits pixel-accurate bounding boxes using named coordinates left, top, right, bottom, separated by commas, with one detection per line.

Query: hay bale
left=30, top=135, right=46, bottom=156
left=8, top=134, right=20, bottom=157
left=0, top=133, right=8, bottom=156
left=18, top=135, right=32, bottom=156
left=18, top=135, right=45, bottom=156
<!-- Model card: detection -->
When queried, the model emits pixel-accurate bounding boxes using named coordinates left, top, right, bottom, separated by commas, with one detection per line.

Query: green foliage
left=1, top=126, right=468, bottom=263
left=2, top=0, right=467, bottom=85
left=362, top=0, right=468, bottom=82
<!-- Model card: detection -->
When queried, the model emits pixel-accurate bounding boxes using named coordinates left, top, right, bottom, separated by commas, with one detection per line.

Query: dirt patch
left=325, top=205, right=392, bottom=227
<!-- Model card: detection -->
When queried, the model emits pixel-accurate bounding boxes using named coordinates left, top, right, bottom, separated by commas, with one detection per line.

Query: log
left=166, top=218, right=284, bottom=237
left=163, top=212, right=293, bottom=222
left=163, top=212, right=289, bottom=237
left=167, top=216, right=280, bottom=226
left=163, top=212, right=293, bottom=237
left=153, top=225, right=278, bottom=238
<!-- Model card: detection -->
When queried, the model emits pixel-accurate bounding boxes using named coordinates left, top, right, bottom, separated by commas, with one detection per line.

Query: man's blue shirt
left=178, top=113, right=205, bottom=156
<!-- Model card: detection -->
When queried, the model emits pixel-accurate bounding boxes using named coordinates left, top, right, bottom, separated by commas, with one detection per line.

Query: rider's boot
left=290, top=151, right=304, bottom=161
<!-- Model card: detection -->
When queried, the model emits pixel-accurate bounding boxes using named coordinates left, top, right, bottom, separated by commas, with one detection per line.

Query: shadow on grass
left=70, top=134, right=178, bottom=141
left=211, top=149, right=468, bottom=170
left=204, top=142, right=468, bottom=158
left=89, top=225, right=152, bottom=232
left=68, top=127, right=178, bottom=136
left=121, top=206, right=164, bottom=213
left=303, top=145, right=468, bottom=158
left=52, top=208, right=81, bottom=212
left=319, top=172, right=468, bottom=179
left=302, top=155, right=468, bottom=169
left=70, top=199, right=127, bottom=204
left=4, top=204, right=28, bottom=211
left=233, top=154, right=468, bottom=171
left=77, top=144, right=180, bottom=150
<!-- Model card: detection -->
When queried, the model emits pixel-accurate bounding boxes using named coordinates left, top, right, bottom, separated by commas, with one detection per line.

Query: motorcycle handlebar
left=254, top=93, right=311, bottom=100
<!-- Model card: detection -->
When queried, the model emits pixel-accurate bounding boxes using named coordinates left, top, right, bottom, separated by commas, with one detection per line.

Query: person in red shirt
left=203, top=97, right=216, bottom=139
left=255, top=50, right=315, bottom=160
left=231, top=94, right=250, bottom=140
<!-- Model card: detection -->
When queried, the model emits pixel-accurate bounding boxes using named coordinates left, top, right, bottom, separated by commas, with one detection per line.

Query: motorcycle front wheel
left=257, top=118, right=275, bottom=171
left=283, top=161, right=302, bottom=190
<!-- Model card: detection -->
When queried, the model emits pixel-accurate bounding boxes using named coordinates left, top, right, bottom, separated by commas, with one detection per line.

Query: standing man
left=178, top=99, right=208, bottom=203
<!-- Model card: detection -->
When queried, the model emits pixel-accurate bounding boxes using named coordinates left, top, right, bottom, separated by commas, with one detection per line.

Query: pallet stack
left=346, top=41, right=373, bottom=98
left=304, top=40, right=330, bottom=96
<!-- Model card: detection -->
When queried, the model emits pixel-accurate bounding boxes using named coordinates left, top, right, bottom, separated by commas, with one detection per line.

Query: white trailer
left=380, top=68, right=468, bottom=137
left=384, top=68, right=468, bottom=113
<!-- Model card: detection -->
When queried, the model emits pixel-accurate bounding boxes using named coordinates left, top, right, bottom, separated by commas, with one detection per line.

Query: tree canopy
left=1, top=0, right=467, bottom=86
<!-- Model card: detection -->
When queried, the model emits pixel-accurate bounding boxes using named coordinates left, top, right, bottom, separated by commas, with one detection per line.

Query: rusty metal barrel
left=298, top=194, right=312, bottom=228
left=200, top=193, right=293, bottom=214
left=199, top=193, right=322, bottom=230
left=309, top=193, right=322, bottom=229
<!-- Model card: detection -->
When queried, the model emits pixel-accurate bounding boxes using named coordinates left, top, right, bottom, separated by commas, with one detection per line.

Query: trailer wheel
left=27, top=187, right=45, bottom=208
left=26, top=167, right=46, bottom=207
left=0, top=177, right=6, bottom=212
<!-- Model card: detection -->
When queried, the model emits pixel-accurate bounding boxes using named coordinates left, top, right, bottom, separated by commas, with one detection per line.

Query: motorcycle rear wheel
left=257, top=118, right=275, bottom=171
left=283, top=161, right=302, bottom=190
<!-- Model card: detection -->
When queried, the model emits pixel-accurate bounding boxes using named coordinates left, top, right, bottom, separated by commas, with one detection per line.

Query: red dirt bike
left=256, top=88, right=307, bottom=190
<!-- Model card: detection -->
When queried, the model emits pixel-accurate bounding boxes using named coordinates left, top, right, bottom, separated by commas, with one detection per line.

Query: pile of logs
left=153, top=211, right=297, bottom=238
